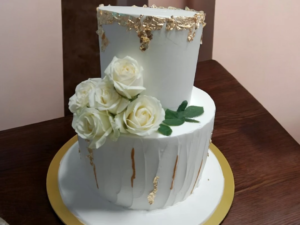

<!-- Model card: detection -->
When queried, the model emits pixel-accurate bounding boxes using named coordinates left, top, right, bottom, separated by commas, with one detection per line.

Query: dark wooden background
left=62, top=0, right=115, bottom=116
left=62, top=0, right=215, bottom=115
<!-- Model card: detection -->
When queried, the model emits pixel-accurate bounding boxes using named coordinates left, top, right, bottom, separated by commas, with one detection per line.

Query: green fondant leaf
left=177, top=100, right=188, bottom=112
left=185, top=118, right=200, bottom=123
left=184, top=106, right=204, bottom=118
left=163, top=118, right=185, bottom=126
left=158, top=124, right=172, bottom=136
left=177, top=111, right=184, bottom=118
left=165, top=109, right=185, bottom=119
left=165, top=109, right=179, bottom=119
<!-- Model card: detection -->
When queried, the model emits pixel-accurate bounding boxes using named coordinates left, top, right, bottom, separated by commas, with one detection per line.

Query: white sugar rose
left=89, top=77, right=130, bottom=114
left=72, top=107, right=113, bottom=149
left=115, top=95, right=165, bottom=136
left=104, top=56, right=145, bottom=99
left=68, top=78, right=101, bottom=113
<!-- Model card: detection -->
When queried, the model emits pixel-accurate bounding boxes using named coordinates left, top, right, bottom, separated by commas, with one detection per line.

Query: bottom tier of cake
left=78, top=87, right=215, bottom=210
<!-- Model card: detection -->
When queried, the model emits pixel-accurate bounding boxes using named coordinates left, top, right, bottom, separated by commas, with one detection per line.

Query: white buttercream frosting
left=98, top=6, right=204, bottom=110
left=78, top=87, right=215, bottom=210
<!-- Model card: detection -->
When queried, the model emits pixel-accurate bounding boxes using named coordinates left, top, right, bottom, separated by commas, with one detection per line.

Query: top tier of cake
left=97, top=5, right=205, bottom=110
left=98, top=5, right=199, bottom=17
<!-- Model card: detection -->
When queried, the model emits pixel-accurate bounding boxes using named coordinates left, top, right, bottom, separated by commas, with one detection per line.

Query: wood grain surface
left=186, top=0, right=216, bottom=62
left=1, top=60, right=300, bottom=224
left=62, top=0, right=117, bottom=116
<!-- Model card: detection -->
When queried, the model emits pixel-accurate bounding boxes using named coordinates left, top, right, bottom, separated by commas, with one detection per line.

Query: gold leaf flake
left=148, top=176, right=159, bottom=205
left=87, top=148, right=99, bottom=189
left=131, top=148, right=136, bottom=187
left=191, top=160, right=203, bottom=194
left=167, top=6, right=178, bottom=10
left=101, top=32, right=109, bottom=51
left=170, top=155, right=178, bottom=190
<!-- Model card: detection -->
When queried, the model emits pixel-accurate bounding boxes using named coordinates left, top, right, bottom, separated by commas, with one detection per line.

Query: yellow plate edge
left=46, top=135, right=83, bottom=225
left=204, top=143, right=235, bottom=225
left=46, top=136, right=234, bottom=225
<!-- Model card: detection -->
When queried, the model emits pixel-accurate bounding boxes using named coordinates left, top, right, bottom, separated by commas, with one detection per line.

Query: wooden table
left=1, top=60, right=300, bottom=224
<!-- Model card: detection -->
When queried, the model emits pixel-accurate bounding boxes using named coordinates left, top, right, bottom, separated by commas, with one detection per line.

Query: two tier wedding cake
left=69, top=4, right=215, bottom=211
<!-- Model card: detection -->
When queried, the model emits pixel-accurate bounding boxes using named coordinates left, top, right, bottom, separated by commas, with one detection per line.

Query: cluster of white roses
left=69, top=56, right=165, bottom=149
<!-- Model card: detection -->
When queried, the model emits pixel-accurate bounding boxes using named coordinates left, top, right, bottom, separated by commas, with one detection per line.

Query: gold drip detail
left=170, top=155, right=179, bottom=190
left=131, top=148, right=136, bottom=187
left=190, top=160, right=203, bottom=194
left=96, top=5, right=206, bottom=51
left=147, top=176, right=159, bottom=205
left=100, top=32, right=109, bottom=51
left=87, top=148, right=99, bottom=189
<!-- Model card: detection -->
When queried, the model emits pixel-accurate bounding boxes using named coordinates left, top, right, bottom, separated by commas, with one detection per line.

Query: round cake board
left=47, top=135, right=234, bottom=225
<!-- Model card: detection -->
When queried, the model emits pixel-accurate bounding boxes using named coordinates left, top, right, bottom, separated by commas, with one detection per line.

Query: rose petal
left=109, top=115, right=120, bottom=141
left=115, top=112, right=127, bottom=133
left=72, top=107, right=113, bottom=149
left=116, top=98, right=130, bottom=114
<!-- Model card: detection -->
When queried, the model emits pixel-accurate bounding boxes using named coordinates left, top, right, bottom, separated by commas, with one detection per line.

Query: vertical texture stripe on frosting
left=183, top=122, right=212, bottom=201
left=109, top=140, right=122, bottom=203
left=191, top=160, right=203, bottom=194
left=86, top=148, right=99, bottom=189
left=196, top=132, right=213, bottom=189
left=170, top=155, right=179, bottom=190
left=132, top=139, right=145, bottom=199
left=174, top=129, right=200, bottom=203
left=131, top=148, right=136, bottom=188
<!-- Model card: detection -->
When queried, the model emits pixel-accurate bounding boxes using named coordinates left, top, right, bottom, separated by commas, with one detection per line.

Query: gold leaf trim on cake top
left=148, top=176, right=159, bottom=205
left=96, top=5, right=205, bottom=51
left=87, top=148, right=99, bottom=189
